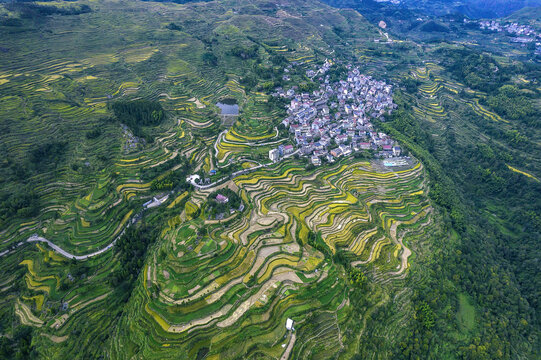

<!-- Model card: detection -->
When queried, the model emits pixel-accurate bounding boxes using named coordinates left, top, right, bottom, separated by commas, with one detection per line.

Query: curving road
left=18, top=209, right=141, bottom=260
left=191, top=149, right=299, bottom=190
left=5, top=134, right=298, bottom=261
left=26, top=233, right=122, bottom=260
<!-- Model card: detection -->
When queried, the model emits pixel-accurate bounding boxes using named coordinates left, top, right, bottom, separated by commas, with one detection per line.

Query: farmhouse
left=330, top=148, right=343, bottom=158
left=286, top=318, right=294, bottom=331
left=359, top=142, right=371, bottom=150
left=283, top=145, right=294, bottom=155
left=269, top=149, right=280, bottom=162
left=216, top=194, right=229, bottom=204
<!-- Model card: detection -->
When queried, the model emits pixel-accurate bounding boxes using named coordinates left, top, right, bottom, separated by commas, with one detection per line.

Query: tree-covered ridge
left=381, top=45, right=540, bottom=357
left=486, top=85, right=539, bottom=126
left=437, top=48, right=511, bottom=93
left=3, top=1, right=91, bottom=22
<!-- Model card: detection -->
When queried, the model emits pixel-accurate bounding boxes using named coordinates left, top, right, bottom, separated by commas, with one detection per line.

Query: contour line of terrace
left=2, top=147, right=298, bottom=261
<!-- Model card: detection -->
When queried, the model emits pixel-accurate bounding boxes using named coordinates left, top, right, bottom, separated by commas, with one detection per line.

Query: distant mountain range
left=325, top=0, right=541, bottom=18
left=400, top=0, right=541, bottom=18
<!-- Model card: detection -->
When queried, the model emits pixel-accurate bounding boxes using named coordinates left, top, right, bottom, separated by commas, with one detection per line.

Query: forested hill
left=379, top=47, right=541, bottom=357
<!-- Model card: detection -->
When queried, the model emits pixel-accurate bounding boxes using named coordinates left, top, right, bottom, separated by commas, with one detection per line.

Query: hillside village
left=271, top=63, right=401, bottom=166
left=473, top=19, right=541, bottom=53
left=477, top=20, right=538, bottom=38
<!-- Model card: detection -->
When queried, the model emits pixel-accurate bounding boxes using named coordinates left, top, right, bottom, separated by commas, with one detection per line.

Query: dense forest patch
left=111, top=100, right=165, bottom=139
left=438, top=48, right=510, bottom=93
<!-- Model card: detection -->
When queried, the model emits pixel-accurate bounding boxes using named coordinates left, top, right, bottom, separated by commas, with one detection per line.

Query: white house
left=145, top=194, right=169, bottom=209
left=269, top=149, right=280, bottom=162
left=286, top=318, right=294, bottom=331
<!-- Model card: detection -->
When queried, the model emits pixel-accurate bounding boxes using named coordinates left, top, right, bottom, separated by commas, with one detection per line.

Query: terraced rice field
left=409, top=63, right=507, bottom=125
left=109, top=158, right=434, bottom=358
left=0, top=33, right=202, bottom=354
left=0, top=14, right=335, bottom=355
left=403, top=60, right=526, bottom=165
left=0, top=1, right=437, bottom=357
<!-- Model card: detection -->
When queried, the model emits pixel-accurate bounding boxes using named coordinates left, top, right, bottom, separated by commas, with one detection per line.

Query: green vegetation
left=111, top=100, right=165, bottom=139
left=109, top=225, right=157, bottom=298
left=380, top=47, right=540, bottom=358
left=439, top=48, right=510, bottom=92
left=0, top=0, right=539, bottom=359
left=205, top=188, right=241, bottom=217
left=457, top=294, right=475, bottom=332
left=419, top=20, right=450, bottom=33
left=486, top=85, right=539, bottom=126
left=6, top=2, right=92, bottom=19
left=30, top=141, right=68, bottom=168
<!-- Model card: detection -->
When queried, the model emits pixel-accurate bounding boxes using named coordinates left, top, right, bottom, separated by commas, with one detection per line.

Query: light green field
left=458, top=293, right=476, bottom=332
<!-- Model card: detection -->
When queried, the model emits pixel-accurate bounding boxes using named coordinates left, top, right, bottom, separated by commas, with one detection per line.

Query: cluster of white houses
left=475, top=19, right=541, bottom=51
left=478, top=20, right=538, bottom=38
left=270, top=64, right=402, bottom=165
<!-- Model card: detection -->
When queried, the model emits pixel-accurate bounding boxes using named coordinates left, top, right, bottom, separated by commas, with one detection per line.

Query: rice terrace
left=0, top=0, right=539, bottom=359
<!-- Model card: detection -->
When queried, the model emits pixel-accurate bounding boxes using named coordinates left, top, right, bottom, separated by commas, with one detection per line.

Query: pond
left=216, top=98, right=239, bottom=116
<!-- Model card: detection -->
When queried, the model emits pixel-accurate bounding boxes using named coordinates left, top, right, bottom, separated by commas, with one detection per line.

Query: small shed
left=286, top=318, right=294, bottom=331
left=216, top=194, right=229, bottom=203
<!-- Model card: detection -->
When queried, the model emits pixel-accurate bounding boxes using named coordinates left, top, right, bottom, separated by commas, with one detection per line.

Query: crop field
left=0, top=0, right=382, bottom=354
left=3, top=0, right=513, bottom=358
left=408, top=63, right=505, bottom=126
left=104, top=157, right=435, bottom=359
left=400, top=57, right=541, bottom=175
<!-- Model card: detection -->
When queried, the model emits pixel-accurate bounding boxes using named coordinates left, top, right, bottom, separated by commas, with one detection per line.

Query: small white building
left=269, top=149, right=280, bottom=162
left=145, top=194, right=169, bottom=209
left=286, top=318, right=294, bottom=331
left=393, top=146, right=401, bottom=157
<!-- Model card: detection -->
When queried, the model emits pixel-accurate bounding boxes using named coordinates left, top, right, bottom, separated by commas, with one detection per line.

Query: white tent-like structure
left=286, top=318, right=294, bottom=331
